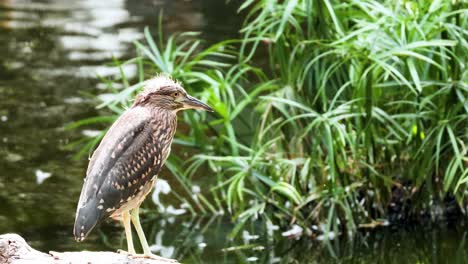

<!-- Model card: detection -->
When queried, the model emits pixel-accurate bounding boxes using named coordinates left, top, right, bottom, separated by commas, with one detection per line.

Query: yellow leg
left=130, top=207, right=151, bottom=255
left=123, top=210, right=135, bottom=254
left=127, top=207, right=176, bottom=262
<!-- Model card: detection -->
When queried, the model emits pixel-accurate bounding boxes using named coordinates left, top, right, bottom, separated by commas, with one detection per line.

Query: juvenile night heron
left=73, top=75, right=212, bottom=258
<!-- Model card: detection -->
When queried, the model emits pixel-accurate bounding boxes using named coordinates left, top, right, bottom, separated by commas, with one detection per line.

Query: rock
left=0, top=233, right=178, bottom=264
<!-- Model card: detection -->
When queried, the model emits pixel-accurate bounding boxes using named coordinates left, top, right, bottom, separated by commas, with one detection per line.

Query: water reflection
left=110, top=216, right=466, bottom=263
left=0, top=0, right=240, bottom=247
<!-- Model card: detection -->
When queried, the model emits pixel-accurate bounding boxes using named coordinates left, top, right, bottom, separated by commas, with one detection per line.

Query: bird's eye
left=173, top=92, right=179, bottom=97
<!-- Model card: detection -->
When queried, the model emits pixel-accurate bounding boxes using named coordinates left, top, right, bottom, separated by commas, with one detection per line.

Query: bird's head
left=133, top=75, right=213, bottom=112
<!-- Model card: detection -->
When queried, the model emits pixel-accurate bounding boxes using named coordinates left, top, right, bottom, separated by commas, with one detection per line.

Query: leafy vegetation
left=69, top=0, right=468, bottom=237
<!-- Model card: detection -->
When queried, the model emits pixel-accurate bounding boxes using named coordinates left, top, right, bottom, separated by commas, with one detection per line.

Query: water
left=0, top=1, right=466, bottom=263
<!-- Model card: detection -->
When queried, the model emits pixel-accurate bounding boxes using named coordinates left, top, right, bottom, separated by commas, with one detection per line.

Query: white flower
left=242, top=230, right=259, bottom=243
left=155, top=179, right=171, bottom=195
left=281, top=225, right=303, bottom=237
left=317, top=231, right=336, bottom=241
left=35, top=169, right=52, bottom=184
left=192, top=185, right=201, bottom=194
left=81, top=129, right=101, bottom=138
left=151, top=179, right=171, bottom=211
left=150, top=230, right=174, bottom=258
left=198, top=242, right=207, bottom=248
left=246, top=257, right=258, bottom=262
left=165, top=205, right=186, bottom=216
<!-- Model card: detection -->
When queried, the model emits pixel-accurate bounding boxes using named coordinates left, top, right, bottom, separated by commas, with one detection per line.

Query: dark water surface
left=0, top=1, right=466, bottom=263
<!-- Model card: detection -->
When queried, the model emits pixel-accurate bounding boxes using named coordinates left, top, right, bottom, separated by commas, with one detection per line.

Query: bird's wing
left=74, top=106, right=165, bottom=240
left=78, top=106, right=150, bottom=206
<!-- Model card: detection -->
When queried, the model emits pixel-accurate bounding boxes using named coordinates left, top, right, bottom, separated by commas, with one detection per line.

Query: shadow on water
left=0, top=0, right=466, bottom=263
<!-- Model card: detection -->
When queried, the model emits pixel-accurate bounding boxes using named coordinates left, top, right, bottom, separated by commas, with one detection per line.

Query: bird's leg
left=130, top=207, right=175, bottom=262
left=130, top=207, right=151, bottom=255
left=120, top=210, right=136, bottom=255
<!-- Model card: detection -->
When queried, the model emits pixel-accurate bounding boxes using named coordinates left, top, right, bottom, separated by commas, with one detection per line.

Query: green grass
left=69, top=0, right=468, bottom=237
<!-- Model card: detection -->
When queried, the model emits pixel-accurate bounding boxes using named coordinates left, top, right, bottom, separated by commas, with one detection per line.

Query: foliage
left=69, top=0, right=468, bottom=236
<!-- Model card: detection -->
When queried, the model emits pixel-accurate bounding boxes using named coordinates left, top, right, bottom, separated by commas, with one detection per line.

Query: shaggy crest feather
left=141, top=74, right=183, bottom=96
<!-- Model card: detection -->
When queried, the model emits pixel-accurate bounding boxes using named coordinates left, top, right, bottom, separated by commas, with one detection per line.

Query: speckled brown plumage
left=73, top=76, right=212, bottom=243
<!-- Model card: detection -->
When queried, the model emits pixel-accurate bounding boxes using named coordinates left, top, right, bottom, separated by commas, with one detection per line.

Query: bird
left=73, top=75, right=213, bottom=258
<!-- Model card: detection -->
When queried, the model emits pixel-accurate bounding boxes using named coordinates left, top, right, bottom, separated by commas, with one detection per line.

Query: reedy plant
left=193, top=0, right=467, bottom=235
left=70, top=0, right=467, bottom=236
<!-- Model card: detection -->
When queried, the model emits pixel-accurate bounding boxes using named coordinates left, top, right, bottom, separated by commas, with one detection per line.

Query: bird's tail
left=73, top=199, right=102, bottom=242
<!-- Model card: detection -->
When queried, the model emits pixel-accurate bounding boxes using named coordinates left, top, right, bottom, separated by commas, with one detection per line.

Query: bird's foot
left=118, top=250, right=177, bottom=263
left=117, top=249, right=135, bottom=255
left=132, top=253, right=177, bottom=262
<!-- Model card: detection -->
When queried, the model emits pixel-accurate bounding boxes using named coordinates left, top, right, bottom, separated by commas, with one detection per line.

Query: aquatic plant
left=69, top=0, right=467, bottom=236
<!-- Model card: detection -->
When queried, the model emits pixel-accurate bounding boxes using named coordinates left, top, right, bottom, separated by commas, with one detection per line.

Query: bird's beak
left=182, top=95, right=213, bottom=112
